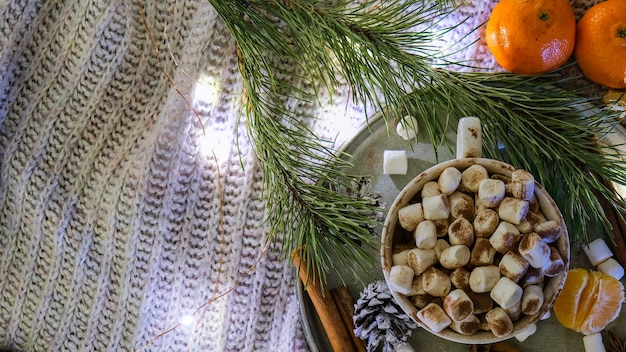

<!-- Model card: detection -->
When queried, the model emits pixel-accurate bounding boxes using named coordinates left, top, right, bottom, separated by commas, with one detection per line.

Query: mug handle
left=456, top=116, right=483, bottom=159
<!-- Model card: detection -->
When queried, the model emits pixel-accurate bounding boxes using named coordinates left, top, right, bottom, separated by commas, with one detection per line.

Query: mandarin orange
left=485, top=0, right=576, bottom=74
left=575, top=0, right=626, bottom=89
left=553, top=268, right=624, bottom=335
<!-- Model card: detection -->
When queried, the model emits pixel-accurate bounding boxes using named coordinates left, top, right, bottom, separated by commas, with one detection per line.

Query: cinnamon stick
left=292, top=248, right=356, bottom=352
left=597, top=189, right=626, bottom=267
left=331, top=285, right=367, bottom=352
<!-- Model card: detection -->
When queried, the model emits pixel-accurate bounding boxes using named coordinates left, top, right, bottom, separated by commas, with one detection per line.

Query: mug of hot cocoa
left=380, top=117, right=570, bottom=344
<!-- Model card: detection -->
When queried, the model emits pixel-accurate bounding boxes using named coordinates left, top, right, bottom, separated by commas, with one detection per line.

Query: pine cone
left=353, top=280, right=418, bottom=352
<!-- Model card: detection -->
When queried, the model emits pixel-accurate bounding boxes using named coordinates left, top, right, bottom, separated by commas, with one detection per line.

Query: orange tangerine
left=553, top=268, right=624, bottom=335
left=485, top=0, right=576, bottom=74
left=574, top=0, right=626, bottom=89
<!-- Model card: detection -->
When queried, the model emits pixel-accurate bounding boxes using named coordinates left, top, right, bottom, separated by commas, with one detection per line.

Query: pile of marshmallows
left=387, top=165, right=565, bottom=338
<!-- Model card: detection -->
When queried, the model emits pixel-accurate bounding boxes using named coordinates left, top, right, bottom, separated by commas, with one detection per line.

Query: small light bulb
left=180, top=315, right=194, bottom=327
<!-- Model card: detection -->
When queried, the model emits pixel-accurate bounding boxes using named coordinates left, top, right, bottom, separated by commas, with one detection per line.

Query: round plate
left=297, top=111, right=626, bottom=352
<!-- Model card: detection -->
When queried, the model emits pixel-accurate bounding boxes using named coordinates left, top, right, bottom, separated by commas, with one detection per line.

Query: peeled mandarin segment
left=554, top=268, right=588, bottom=329
left=574, top=271, right=600, bottom=331
left=579, top=274, right=624, bottom=334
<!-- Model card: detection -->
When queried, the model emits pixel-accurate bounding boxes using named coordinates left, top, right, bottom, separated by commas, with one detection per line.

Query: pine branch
left=209, top=0, right=626, bottom=287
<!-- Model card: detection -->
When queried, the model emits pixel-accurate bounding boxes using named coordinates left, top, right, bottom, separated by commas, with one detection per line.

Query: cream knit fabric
left=0, top=1, right=598, bottom=351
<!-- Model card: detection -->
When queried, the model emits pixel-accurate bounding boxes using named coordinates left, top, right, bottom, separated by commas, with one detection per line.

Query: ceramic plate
left=297, top=111, right=626, bottom=352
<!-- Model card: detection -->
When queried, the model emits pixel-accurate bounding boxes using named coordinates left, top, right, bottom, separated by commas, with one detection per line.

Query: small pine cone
left=353, top=280, right=418, bottom=352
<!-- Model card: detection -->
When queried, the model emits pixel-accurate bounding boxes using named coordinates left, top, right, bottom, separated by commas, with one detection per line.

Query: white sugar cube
left=383, top=150, right=408, bottom=175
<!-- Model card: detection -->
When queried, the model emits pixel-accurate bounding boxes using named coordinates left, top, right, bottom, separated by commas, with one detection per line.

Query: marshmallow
left=528, top=194, right=541, bottom=214
left=396, top=115, right=419, bottom=140
left=485, top=307, right=514, bottom=337
left=489, top=221, right=520, bottom=253
left=433, top=239, right=450, bottom=261
left=466, top=291, right=493, bottom=314
left=503, top=297, right=522, bottom=321
left=478, top=179, right=506, bottom=208
left=456, top=116, right=482, bottom=158
left=542, top=246, right=565, bottom=277
left=444, top=289, right=474, bottom=322
left=583, top=238, right=613, bottom=266
left=499, top=251, right=529, bottom=283
left=408, top=248, right=437, bottom=275
left=541, top=310, right=551, bottom=320
left=469, top=265, right=501, bottom=293
left=392, top=248, right=411, bottom=266
left=398, top=203, right=424, bottom=231
left=517, top=211, right=543, bottom=234
left=448, top=217, right=475, bottom=246
left=461, top=164, right=489, bottom=193
left=515, top=323, right=537, bottom=342
left=383, top=150, right=408, bottom=175
left=433, top=219, right=450, bottom=237
left=470, top=238, right=497, bottom=266
left=491, top=173, right=513, bottom=196
left=449, top=267, right=470, bottom=289
left=473, top=209, right=499, bottom=238
left=511, top=169, right=535, bottom=200
left=450, top=314, right=480, bottom=335
left=421, top=181, right=442, bottom=198
left=521, top=285, right=544, bottom=315
left=414, top=220, right=437, bottom=249
left=416, top=303, right=452, bottom=333
left=597, top=257, right=625, bottom=280
left=478, top=314, right=491, bottom=332
left=583, top=333, right=605, bottom=352
left=439, top=167, right=462, bottom=195
left=439, top=245, right=471, bottom=270
left=422, top=267, right=452, bottom=297
left=422, top=194, right=450, bottom=221
left=411, top=294, right=434, bottom=309
left=408, top=275, right=426, bottom=296
left=498, top=197, right=529, bottom=225
left=388, top=265, right=415, bottom=295
left=449, top=191, right=475, bottom=220
left=519, top=267, right=545, bottom=288
left=535, top=220, right=562, bottom=243
left=519, top=233, right=551, bottom=268
left=490, top=277, right=523, bottom=309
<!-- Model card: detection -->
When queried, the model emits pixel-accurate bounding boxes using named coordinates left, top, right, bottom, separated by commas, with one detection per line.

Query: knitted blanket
left=0, top=1, right=598, bottom=351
